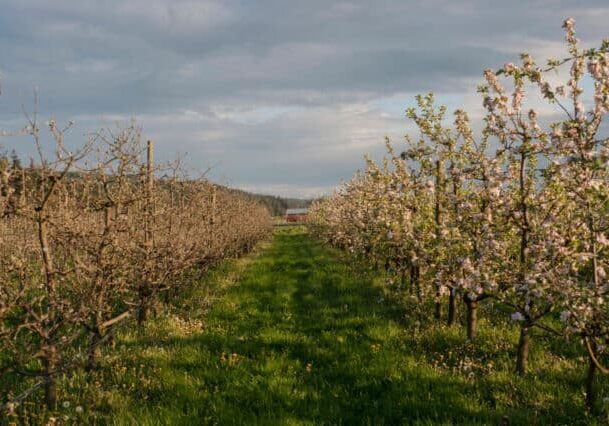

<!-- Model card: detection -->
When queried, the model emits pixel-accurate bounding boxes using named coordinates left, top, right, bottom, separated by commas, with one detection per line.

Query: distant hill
left=0, top=150, right=315, bottom=217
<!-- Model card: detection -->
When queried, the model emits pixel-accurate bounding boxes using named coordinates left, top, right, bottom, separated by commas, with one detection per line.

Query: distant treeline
left=1, top=150, right=314, bottom=217
left=227, top=188, right=315, bottom=216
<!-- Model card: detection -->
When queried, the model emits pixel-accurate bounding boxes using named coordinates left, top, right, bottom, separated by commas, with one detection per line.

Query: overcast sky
left=0, top=0, right=608, bottom=197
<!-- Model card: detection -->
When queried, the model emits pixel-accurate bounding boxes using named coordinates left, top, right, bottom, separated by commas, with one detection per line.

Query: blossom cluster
left=0, top=121, right=272, bottom=414
left=309, top=18, right=609, bottom=410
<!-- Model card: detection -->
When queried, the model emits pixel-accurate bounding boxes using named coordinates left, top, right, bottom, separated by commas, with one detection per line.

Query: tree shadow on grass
left=108, top=231, right=597, bottom=425
left=151, top=232, right=497, bottom=424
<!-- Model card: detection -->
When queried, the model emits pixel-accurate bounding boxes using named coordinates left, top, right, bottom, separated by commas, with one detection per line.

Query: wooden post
left=209, top=185, right=217, bottom=251
left=146, top=140, right=154, bottom=248
left=20, top=167, right=26, bottom=205
left=139, top=140, right=154, bottom=326
left=434, top=159, right=443, bottom=320
left=448, top=171, right=459, bottom=327
left=211, top=185, right=216, bottom=225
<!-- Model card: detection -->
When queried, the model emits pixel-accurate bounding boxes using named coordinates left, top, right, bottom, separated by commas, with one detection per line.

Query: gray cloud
left=0, top=0, right=608, bottom=196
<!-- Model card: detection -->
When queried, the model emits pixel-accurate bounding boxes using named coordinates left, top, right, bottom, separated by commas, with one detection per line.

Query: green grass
left=8, top=227, right=609, bottom=424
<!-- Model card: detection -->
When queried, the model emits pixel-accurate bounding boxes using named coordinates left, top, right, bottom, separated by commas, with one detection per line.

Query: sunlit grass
left=9, top=226, right=609, bottom=424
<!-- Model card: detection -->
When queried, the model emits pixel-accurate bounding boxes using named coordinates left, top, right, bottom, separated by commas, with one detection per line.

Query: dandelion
left=5, top=402, right=16, bottom=415
left=511, top=312, right=525, bottom=322
left=62, top=401, right=70, bottom=409
left=75, top=406, right=84, bottom=414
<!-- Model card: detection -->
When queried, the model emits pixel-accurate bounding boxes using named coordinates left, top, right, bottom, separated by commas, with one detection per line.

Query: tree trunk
left=465, top=297, right=477, bottom=341
left=86, top=329, right=102, bottom=372
left=416, top=266, right=421, bottom=301
left=412, top=264, right=421, bottom=302
left=137, top=291, right=148, bottom=326
left=138, top=305, right=148, bottom=326
left=516, top=324, right=530, bottom=376
left=409, top=264, right=415, bottom=295
left=447, top=287, right=457, bottom=326
left=434, top=292, right=442, bottom=320
left=44, top=347, right=57, bottom=409
left=585, top=344, right=598, bottom=412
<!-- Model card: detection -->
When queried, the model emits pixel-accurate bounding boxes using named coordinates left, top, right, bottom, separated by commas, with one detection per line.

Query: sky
left=0, top=0, right=608, bottom=198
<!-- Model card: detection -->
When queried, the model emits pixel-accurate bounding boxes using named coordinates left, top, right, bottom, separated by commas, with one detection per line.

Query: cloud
left=0, top=0, right=607, bottom=196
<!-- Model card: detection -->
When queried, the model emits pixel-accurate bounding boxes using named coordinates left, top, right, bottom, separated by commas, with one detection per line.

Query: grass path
left=100, top=228, right=483, bottom=425
left=93, top=227, right=600, bottom=425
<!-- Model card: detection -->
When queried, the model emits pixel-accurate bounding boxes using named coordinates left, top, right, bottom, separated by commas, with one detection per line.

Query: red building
left=285, top=208, right=308, bottom=223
